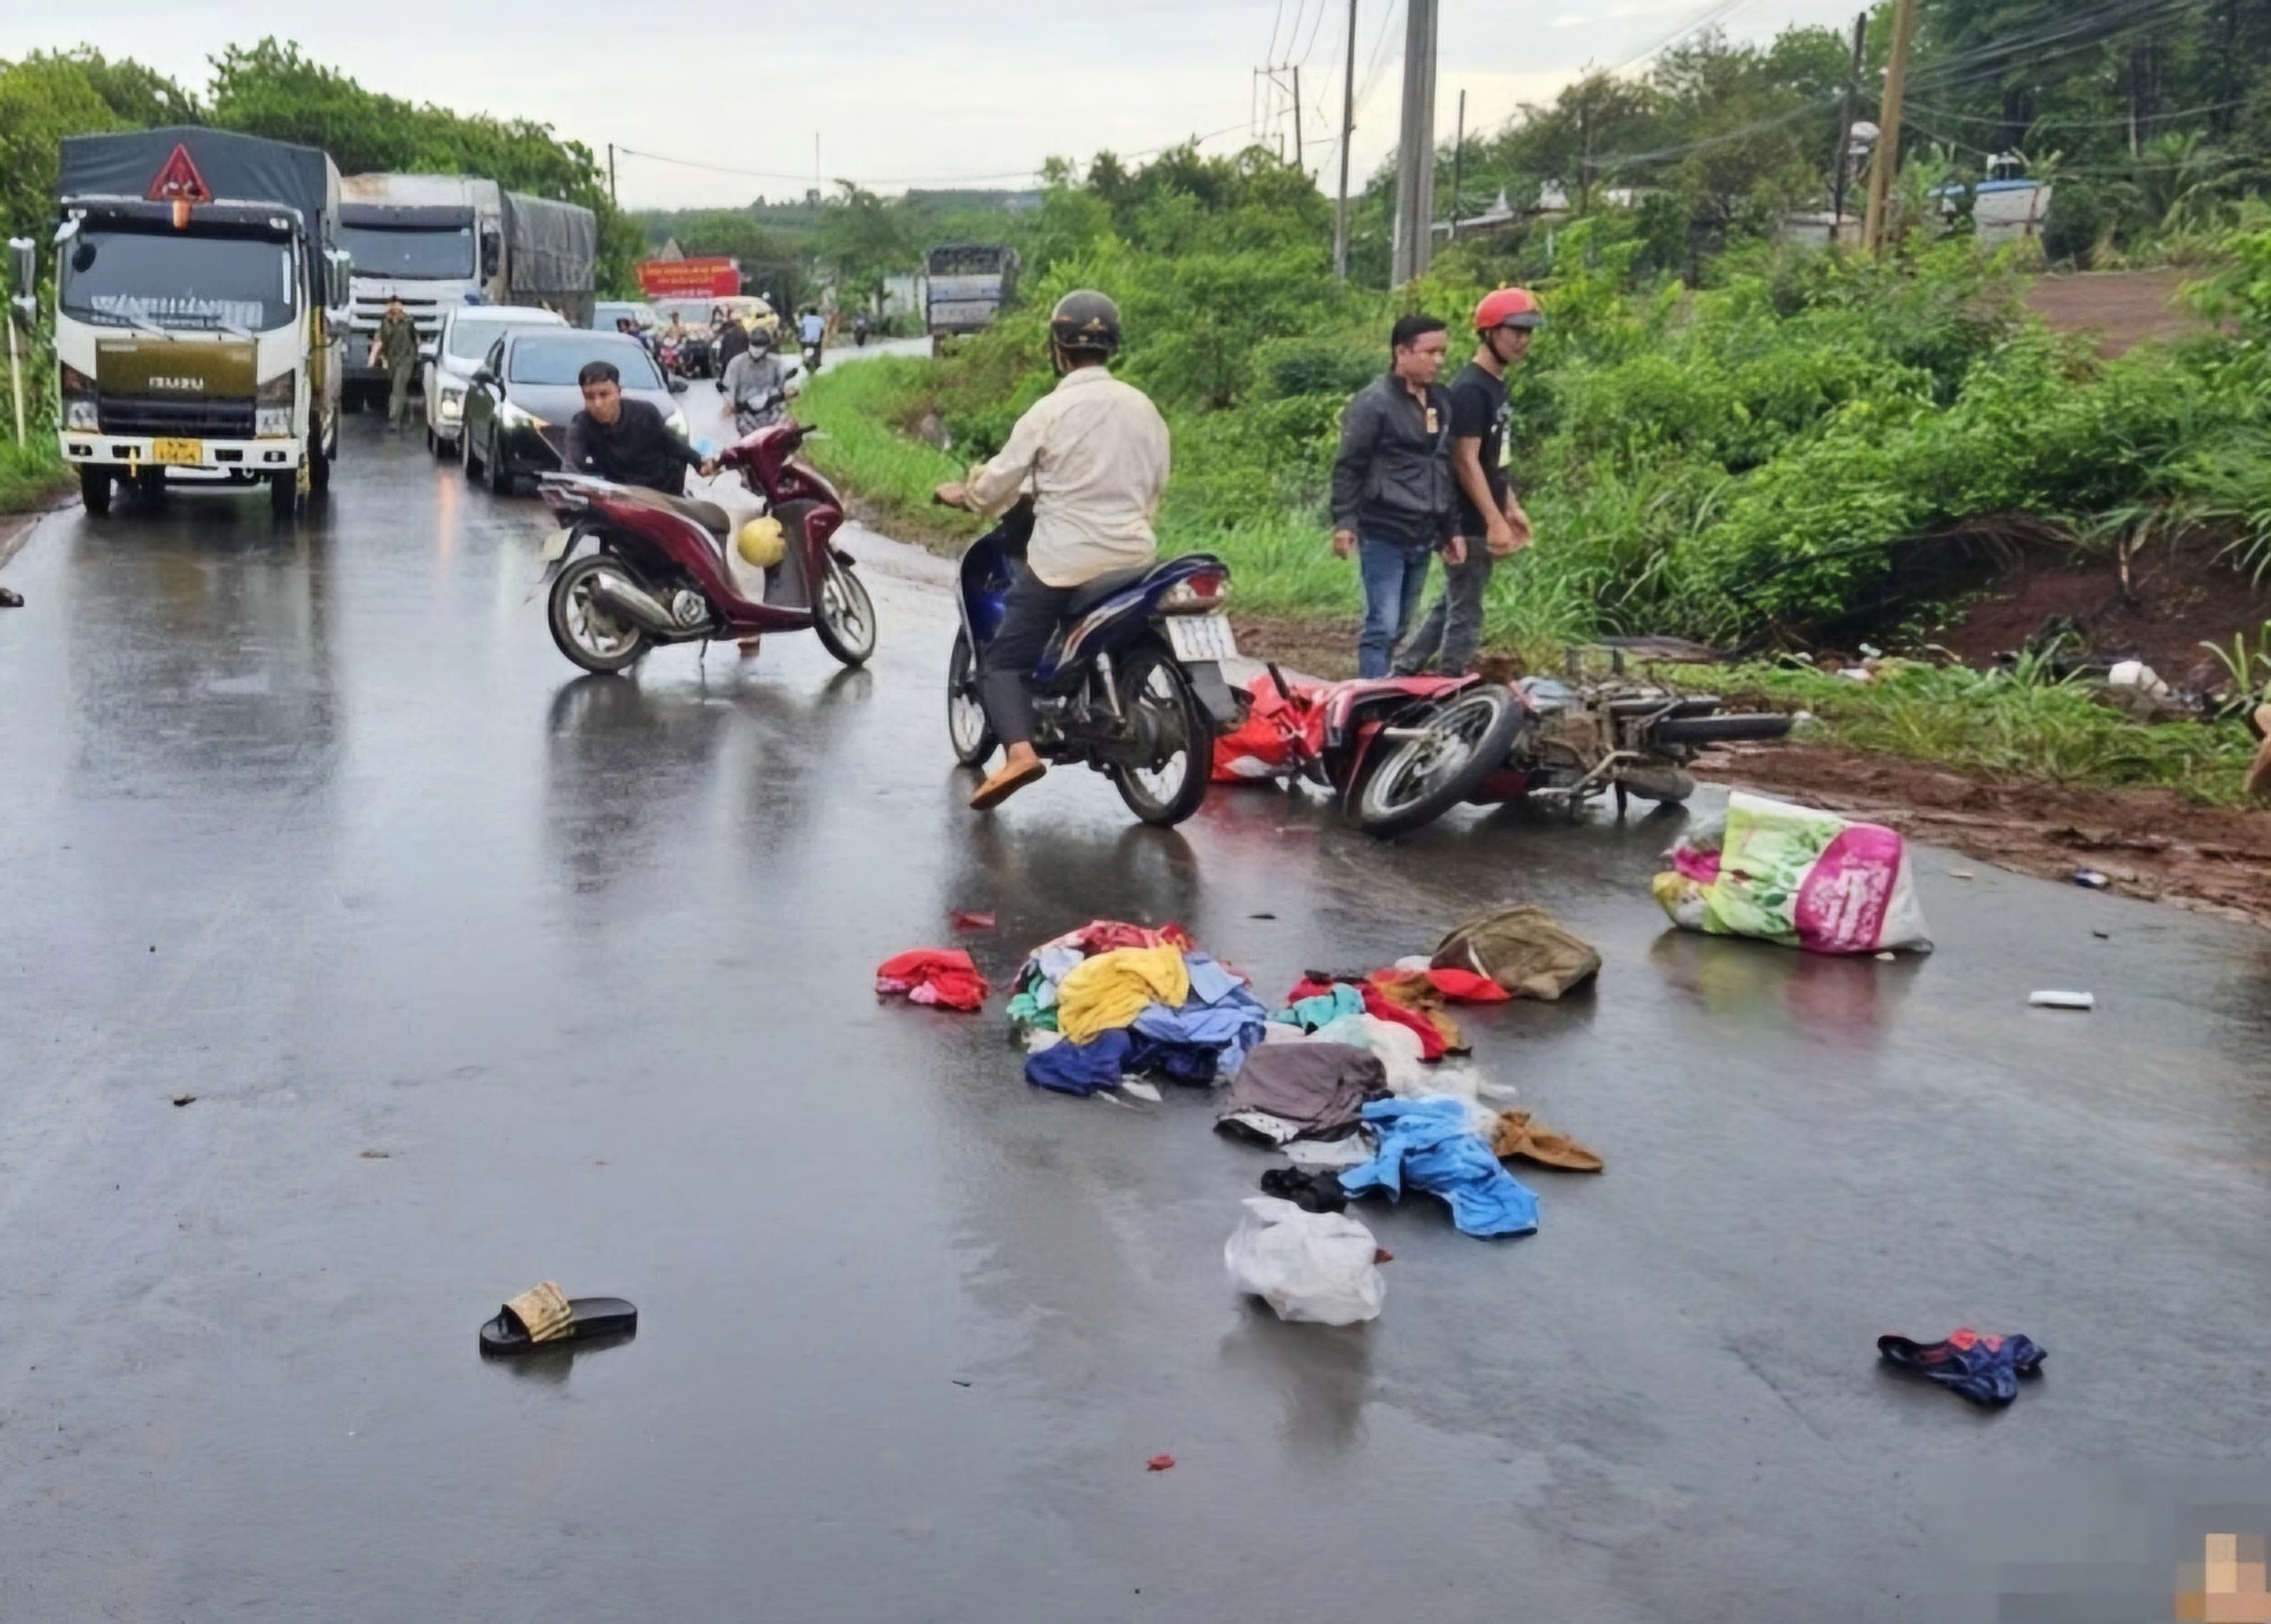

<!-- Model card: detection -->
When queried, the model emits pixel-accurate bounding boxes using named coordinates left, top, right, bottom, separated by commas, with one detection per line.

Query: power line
left=1909, top=94, right=2256, bottom=130
left=613, top=120, right=1255, bottom=193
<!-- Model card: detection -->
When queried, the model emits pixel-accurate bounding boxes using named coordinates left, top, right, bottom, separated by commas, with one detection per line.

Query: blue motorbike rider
left=935, top=291, right=1171, bottom=810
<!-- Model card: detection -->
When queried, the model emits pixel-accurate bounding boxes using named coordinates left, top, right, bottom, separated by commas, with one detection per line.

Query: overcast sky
left=5, top=0, right=1871, bottom=209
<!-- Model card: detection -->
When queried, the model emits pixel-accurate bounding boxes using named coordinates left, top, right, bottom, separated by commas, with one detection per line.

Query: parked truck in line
left=340, top=174, right=598, bottom=411
left=41, top=126, right=352, bottom=519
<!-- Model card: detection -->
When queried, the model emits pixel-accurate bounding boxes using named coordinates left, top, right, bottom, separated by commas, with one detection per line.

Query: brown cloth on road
left=1490, top=1110, right=1603, bottom=1173
left=1216, top=1043, right=1389, bottom=1147
left=1433, top=904, right=1602, bottom=1001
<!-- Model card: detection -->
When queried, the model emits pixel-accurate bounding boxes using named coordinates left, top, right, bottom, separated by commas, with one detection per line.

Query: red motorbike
left=1221, top=662, right=1790, bottom=837
left=534, top=422, right=876, bottom=675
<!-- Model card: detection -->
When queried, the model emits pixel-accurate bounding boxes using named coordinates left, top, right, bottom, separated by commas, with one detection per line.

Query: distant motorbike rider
left=564, top=360, right=719, bottom=496
left=798, top=306, right=827, bottom=366
left=853, top=312, right=871, bottom=346
left=934, top=290, right=1170, bottom=810
left=721, top=327, right=792, bottom=435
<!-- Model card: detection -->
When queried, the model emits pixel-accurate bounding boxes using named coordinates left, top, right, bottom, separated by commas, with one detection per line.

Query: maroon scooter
left=535, top=422, right=876, bottom=675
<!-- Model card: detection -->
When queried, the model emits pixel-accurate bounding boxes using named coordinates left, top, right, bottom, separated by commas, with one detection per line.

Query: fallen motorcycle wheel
left=1113, top=644, right=1215, bottom=827
left=548, top=555, right=651, bottom=675
left=1350, top=683, right=1526, bottom=838
left=811, top=550, right=877, bottom=668
left=946, top=632, right=997, bottom=767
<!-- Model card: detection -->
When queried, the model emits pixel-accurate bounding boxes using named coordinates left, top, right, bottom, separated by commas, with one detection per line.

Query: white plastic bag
left=1224, top=1196, right=1386, bottom=1325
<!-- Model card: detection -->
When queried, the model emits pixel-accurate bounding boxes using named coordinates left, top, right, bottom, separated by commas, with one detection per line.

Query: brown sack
left=1433, top=904, right=1602, bottom=1001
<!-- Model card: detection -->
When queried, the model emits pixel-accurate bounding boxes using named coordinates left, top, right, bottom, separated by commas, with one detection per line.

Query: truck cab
left=340, top=176, right=505, bottom=411
left=50, top=127, right=350, bottom=520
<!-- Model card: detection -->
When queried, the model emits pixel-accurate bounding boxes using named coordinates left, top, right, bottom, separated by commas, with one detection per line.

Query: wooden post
left=1863, top=0, right=1919, bottom=254
left=5, top=316, right=23, bottom=449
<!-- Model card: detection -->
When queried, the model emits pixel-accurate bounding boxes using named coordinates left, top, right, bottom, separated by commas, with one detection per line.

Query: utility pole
left=1830, top=13, right=1864, bottom=245
left=1863, top=0, right=1918, bottom=254
left=607, top=143, right=618, bottom=207
left=1391, top=0, right=1439, bottom=285
left=1292, top=66, right=1304, bottom=173
left=1334, top=0, right=1356, bottom=283
left=1448, top=90, right=1465, bottom=243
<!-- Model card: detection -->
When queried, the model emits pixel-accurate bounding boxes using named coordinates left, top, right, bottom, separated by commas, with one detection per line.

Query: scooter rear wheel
left=947, top=632, right=997, bottom=767
left=1112, top=642, right=1215, bottom=827
left=548, top=555, right=650, bottom=675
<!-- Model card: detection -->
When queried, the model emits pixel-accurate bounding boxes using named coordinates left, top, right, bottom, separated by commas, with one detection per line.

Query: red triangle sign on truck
left=146, top=144, right=212, bottom=228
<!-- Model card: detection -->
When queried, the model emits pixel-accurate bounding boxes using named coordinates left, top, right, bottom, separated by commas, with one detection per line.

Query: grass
left=0, top=440, right=67, bottom=517
left=800, top=353, right=2268, bottom=807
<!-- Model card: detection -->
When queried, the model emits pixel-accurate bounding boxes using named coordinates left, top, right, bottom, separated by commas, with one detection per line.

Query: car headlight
left=60, top=363, right=98, bottom=431
left=439, top=384, right=465, bottom=421
left=255, top=371, right=295, bottom=438
left=498, top=398, right=545, bottom=431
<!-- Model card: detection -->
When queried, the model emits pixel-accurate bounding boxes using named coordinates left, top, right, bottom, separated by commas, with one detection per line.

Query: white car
left=423, top=304, right=568, bottom=460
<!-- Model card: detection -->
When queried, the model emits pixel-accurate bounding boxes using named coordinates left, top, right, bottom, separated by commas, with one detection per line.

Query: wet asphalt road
left=4, top=401, right=2271, bottom=1621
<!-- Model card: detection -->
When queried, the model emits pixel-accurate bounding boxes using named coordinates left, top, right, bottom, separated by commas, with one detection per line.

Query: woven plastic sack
left=1651, top=791, right=1932, bottom=955
left=1224, top=1196, right=1385, bottom=1325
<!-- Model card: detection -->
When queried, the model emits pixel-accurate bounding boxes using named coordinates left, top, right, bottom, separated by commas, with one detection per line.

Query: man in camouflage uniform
left=368, top=296, right=421, bottom=427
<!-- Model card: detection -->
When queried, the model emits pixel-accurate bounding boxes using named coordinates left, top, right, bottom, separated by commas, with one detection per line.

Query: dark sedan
left=461, top=331, right=688, bottom=496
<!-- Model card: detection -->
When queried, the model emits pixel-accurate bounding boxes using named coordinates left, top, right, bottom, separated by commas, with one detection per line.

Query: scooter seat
left=610, top=486, right=733, bottom=538
left=1064, top=564, right=1157, bottom=616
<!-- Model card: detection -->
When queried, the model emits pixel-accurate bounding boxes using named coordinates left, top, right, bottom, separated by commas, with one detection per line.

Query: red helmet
left=1475, top=287, right=1546, bottom=332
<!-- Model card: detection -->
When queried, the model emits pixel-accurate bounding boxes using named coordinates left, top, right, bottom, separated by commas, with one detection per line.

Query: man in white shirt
left=936, top=291, right=1171, bottom=809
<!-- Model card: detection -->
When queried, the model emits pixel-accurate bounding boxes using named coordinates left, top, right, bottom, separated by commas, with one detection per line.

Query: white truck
left=339, top=174, right=597, bottom=411
left=40, top=125, right=353, bottom=519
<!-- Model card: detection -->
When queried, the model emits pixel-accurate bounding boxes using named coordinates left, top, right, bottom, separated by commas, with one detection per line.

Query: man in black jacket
left=1330, top=313, right=1467, bottom=677
left=562, top=361, right=717, bottom=495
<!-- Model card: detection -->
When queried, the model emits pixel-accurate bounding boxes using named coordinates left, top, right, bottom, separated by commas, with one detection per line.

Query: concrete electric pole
left=1391, top=0, right=1440, bottom=285
left=1334, top=0, right=1357, bottom=283
left=1863, top=0, right=1919, bottom=253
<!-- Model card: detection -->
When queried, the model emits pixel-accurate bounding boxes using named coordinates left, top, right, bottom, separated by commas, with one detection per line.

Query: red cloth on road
left=1212, top=672, right=1326, bottom=783
left=1280, top=975, right=1458, bottom=1061
left=1371, top=967, right=1512, bottom=1005
left=876, top=948, right=991, bottom=1013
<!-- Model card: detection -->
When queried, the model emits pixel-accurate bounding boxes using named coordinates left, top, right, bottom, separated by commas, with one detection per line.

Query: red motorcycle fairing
left=579, top=486, right=825, bottom=636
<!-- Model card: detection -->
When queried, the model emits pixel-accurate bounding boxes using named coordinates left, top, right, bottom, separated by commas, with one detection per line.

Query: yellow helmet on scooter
left=737, top=515, right=787, bottom=569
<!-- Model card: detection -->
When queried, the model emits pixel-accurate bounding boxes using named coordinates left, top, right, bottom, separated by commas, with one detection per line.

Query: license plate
left=151, top=438, right=203, bottom=466
left=1166, top=613, right=1238, bottom=663
left=540, top=529, right=572, bottom=563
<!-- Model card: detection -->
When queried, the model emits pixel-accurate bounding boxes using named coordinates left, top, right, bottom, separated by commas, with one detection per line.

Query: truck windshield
left=60, top=230, right=294, bottom=332
left=338, top=224, right=475, bottom=280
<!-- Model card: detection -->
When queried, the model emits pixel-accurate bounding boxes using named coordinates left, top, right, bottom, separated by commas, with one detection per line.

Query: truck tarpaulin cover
left=59, top=126, right=341, bottom=284
left=638, top=257, right=740, bottom=298
left=502, top=193, right=597, bottom=318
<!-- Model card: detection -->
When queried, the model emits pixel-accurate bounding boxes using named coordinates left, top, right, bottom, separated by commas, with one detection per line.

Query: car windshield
left=338, top=224, right=475, bottom=280
left=508, top=337, right=663, bottom=389
left=596, top=304, right=651, bottom=331
left=60, top=229, right=293, bottom=332
left=447, top=318, right=553, bottom=360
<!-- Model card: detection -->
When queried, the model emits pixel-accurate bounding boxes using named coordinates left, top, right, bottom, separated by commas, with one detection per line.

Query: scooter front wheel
left=947, top=632, right=997, bottom=767
left=548, top=555, right=651, bottom=675
left=812, top=551, right=877, bottom=668
left=1112, top=642, right=1215, bottom=827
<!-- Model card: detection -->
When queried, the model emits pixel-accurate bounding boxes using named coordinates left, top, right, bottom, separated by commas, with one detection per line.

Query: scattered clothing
left=1056, top=944, right=1193, bottom=1045
left=1276, top=982, right=1366, bottom=1033
left=1433, top=905, right=1602, bottom=1000
left=1284, top=1134, right=1375, bottom=1172
left=1129, top=955, right=1271, bottom=1078
left=1340, top=1096, right=1540, bottom=1238
left=1259, top=1166, right=1351, bottom=1214
left=1379, top=966, right=1511, bottom=1005
left=1026, top=1029, right=1135, bottom=1095
left=1284, top=975, right=1460, bottom=1059
left=1216, top=1043, right=1388, bottom=1146
left=1005, top=988, right=1058, bottom=1031
left=1304, top=1012, right=1435, bottom=1100
left=1877, top=1329, right=2046, bottom=1406
left=876, top=948, right=990, bottom=1013
left=1490, top=1109, right=1603, bottom=1173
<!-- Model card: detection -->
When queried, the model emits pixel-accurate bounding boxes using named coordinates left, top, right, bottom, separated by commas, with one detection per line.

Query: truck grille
left=349, top=296, right=447, bottom=336
left=99, top=395, right=256, bottom=438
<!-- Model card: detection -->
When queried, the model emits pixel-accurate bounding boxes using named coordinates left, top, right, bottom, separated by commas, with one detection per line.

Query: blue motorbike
left=948, top=504, right=1242, bottom=826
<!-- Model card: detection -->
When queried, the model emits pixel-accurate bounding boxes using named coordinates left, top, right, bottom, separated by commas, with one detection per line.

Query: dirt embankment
left=2025, top=269, right=2209, bottom=357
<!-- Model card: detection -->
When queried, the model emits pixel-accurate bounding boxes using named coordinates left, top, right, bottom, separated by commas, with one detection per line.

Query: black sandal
left=479, top=1282, right=638, bottom=1356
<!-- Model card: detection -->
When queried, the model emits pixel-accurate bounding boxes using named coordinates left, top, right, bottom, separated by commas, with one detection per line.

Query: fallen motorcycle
left=1224, top=664, right=1793, bottom=838
left=535, top=420, right=875, bottom=674
left=947, top=504, right=1242, bottom=827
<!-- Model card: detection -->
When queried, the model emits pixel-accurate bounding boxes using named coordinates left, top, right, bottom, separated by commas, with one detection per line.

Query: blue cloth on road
left=1132, top=954, right=1271, bottom=1078
left=1277, top=983, right=1364, bottom=1032
left=1026, top=1030, right=1133, bottom=1095
left=1339, top=1096, right=1540, bottom=1238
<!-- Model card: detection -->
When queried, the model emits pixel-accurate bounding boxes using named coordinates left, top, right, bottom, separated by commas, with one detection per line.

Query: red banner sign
left=636, top=257, right=740, bottom=298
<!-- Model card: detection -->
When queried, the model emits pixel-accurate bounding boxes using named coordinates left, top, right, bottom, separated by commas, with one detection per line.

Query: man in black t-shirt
left=1396, top=288, right=1545, bottom=676
left=562, top=361, right=718, bottom=496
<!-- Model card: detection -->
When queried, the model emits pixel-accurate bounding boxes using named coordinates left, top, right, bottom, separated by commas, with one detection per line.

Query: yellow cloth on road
left=1055, top=944, right=1191, bottom=1045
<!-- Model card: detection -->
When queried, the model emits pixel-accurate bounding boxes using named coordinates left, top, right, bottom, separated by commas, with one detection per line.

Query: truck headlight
left=60, top=363, right=97, bottom=431
left=255, top=371, right=295, bottom=439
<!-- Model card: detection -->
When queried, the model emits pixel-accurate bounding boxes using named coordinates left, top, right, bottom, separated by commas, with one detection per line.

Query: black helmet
left=1049, top=290, right=1121, bottom=357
